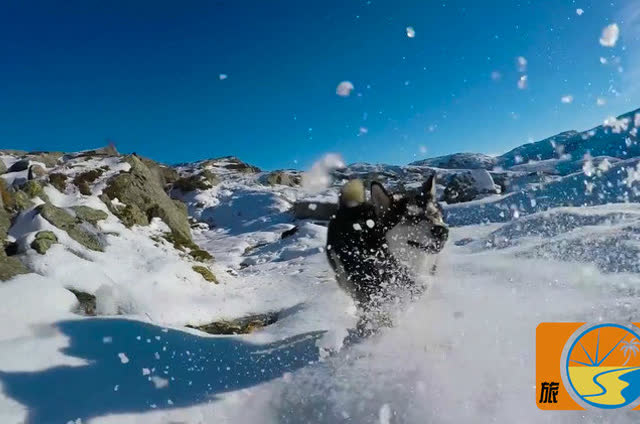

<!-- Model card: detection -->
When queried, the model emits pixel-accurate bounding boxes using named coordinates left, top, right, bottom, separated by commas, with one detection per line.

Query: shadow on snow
left=0, top=318, right=322, bottom=423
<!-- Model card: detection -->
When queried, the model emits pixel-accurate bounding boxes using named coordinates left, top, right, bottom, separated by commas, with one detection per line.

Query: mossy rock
left=28, top=164, right=47, bottom=179
left=265, top=171, right=302, bottom=187
left=31, top=231, right=58, bottom=254
left=0, top=179, right=14, bottom=212
left=104, top=155, right=192, bottom=245
left=119, top=204, right=149, bottom=227
left=25, top=152, right=63, bottom=168
left=0, top=161, right=6, bottom=175
left=13, top=191, right=34, bottom=211
left=187, top=312, right=278, bottom=335
left=192, top=265, right=218, bottom=283
left=0, top=255, right=29, bottom=281
left=73, top=169, right=104, bottom=195
left=37, top=203, right=104, bottom=251
left=49, top=173, right=68, bottom=192
left=71, top=206, right=108, bottom=225
left=67, top=288, right=96, bottom=315
left=189, top=248, right=213, bottom=261
left=140, top=157, right=179, bottom=187
left=173, top=170, right=220, bottom=192
left=22, top=180, right=48, bottom=202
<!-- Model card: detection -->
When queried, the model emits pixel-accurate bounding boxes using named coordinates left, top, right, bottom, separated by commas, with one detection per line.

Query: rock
left=28, top=164, right=47, bottom=179
left=200, top=156, right=260, bottom=173
left=189, top=248, right=213, bottom=261
left=265, top=170, right=302, bottom=187
left=67, top=288, right=96, bottom=316
left=37, top=203, right=104, bottom=251
left=173, top=170, right=220, bottom=192
left=118, top=204, right=149, bottom=227
left=443, top=170, right=500, bottom=204
left=13, top=191, right=34, bottom=211
left=140, top=157, right=179, bottom=187
left=281, top=226, right=299, bottom=239
left=71, top=206, right=108, bottom=225
left=293, top=201, right=338, bottom=220
left=103, top=155, right=193, bottom=246
left=192, top=265, right=218, bottom=283
left=21, top=180, right=48, bottom=202
left=24, top=152, right=63, bottom=168
left=72, top=169, right=104, bottom=195
left=31, top=231, right=58, bottom=254
left=48, top=173, right=68, bottom=192
left=0, top=255, right=29, bottom=281
left=187, top=312, right=278, bottom=335
left=0, top=160, right=6, bottom=174
left=7, top=160, right=30, bottom=173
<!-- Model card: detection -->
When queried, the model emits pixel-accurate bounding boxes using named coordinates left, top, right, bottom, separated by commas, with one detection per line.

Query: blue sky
left=1, top=0, right=639, bottom=170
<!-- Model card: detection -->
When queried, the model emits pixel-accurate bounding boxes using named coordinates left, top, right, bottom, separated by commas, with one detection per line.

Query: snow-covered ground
left=3, top=138, right=640, bottom=423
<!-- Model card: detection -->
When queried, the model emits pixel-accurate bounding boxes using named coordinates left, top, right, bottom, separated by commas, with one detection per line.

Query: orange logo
left=537, top=323, right=640, bottom=410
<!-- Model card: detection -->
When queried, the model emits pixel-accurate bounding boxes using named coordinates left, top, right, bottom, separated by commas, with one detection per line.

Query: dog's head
left=370, top=175, right=449, bottom=259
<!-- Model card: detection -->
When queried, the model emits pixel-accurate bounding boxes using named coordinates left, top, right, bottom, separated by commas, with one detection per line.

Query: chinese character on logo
left=539, top=382, right=559, bottom=404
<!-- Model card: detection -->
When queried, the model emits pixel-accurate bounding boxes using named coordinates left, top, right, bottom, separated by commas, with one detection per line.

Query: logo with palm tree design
left=565, top=323, right=640, bottom=409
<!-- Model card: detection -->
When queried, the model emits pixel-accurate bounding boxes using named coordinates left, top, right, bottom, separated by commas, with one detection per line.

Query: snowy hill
left=1, top=107, right=640, bottom=423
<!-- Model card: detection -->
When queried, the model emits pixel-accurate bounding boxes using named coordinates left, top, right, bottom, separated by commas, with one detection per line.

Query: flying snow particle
left=576, top=8, right=584, bottom=16
left=561, top=95, right=574, bottom=104
left=302, top=153, right=345, bottom=192
left=142, top=368, right=151, bottom=376
left=599, top=23, right=619, bottom=47
left=118, top=353, right=129, bottom=364
left=419, top=145, right=428, bottom=154
left=219, top=74, right=228, bottom=80
left=359, top=127, right=369, bottom=135
left=600, top=57, right=608, bottom=64
left=597, top=97, right=606, bottom=106
left=366, top=219, right=375, bottom=228
left=634, top=113, right=640, bottom=128
left=516, top=56, right=527, bottom=72
left=336, top=81, right=355, bottom=97
left=353, top=223, right=362, bottom=231
left=379, top=404, right=392, bottom=424
left=150, top=376, right=169, bottom=389
left=308, top=203, right=318, bottom=211
left=102, top=336, right=113, bottom=344
left=582, top=154, right=595, bottom=177
left=517, top=75, right=528, bottom=90
left=490, top=71, right=502, bottom=81
left=406, top=26, right=415, bottom=38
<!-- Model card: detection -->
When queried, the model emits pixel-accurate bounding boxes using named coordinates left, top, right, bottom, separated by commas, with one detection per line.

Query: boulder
left=103, top=155, right=193, bottom=246
left=31, top=231, right=58, bottom=254
left=293, top=200, right=338, bottom=220
left=48, top=173, right=68, bottom=192
left=265, top=171, right=302, bottom=187
left=28, top=164, right=47, bottom=179
left=37, top=203, right=104, bottom=251
left=7, top=160, right=29, bottom=173
left=24, top=152, right=63, bottom=168
left=140, top=157, right=179, bottom=187
left=0, top=160, right=6, bottom=174
left=443, top=169, right=500, bottom=204
left=200, top=157, right=260, bottom=173
left=67, top=288, right=96, bottom=316
left=187, top=312, right=278, bottom=335
left=0, top=255, right=29, bottom=281
left=71, top=206, right=108, bottom=225
left=192, top=265, right=218, bottom=283
left=72, top=169, right=104, bottom=195
left=173, top=170, right=220, bottom=192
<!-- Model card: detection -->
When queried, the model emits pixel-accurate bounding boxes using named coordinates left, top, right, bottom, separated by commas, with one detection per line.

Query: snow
left=5, top=136, right=640, bottom=422
left=576, top=8, right=584, bottom=16
left=561, top=94, right=574, bottom=104
left=517, top=74, right=527, bottom=89
left=405, top=26, right=415, bottom=38
left=599, top=23, right=620, bottom=47
left=335, top=81, right=354, bottom=97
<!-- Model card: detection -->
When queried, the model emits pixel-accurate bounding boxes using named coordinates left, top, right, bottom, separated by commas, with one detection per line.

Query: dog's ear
left=422, top=175, right=437, bottom=199
left=339, top=179, right=365, bottom=208
left=371, top=182, right=392, bottom=216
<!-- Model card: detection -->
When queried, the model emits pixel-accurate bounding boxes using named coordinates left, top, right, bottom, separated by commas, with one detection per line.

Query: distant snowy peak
left=409, top=153, right=497, bottom=170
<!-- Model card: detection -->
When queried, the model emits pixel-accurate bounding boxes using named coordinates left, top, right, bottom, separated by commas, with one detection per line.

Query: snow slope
left=2, top=105, right=640, bottom=423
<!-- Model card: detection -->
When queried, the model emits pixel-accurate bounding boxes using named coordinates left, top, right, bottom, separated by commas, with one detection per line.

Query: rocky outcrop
left=48, top=173, right=68, bottom=192
left=192, top=265, right=217, bottom=283
left=0, top=161, right=6, bottom=174
left=265, top=170, right=302, bottom=187
left=31, top=231, right=58, bottom=254
left=0, top=189, right=29, bottom=280
left=71, top=206, right=108, bottom=225
left=103, top=155, right=193, bottom=246
left=173, top=170, right=220, bottom=192
left=200, top=157, right=261, bottom=173
left=37, top=203, right=104, bottom=251
left=73, top=169, right=104, bottom=195
left=67, top=288, right=96, bottom=316
left=140, top=157, right=179, bottom=187
left=443, top=169, right=500, bottom=204
left=187, top=312, right=278, bottom=335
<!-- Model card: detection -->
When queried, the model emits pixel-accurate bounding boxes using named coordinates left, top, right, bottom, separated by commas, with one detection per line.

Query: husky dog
left=326, top=176, right=448, bottom=310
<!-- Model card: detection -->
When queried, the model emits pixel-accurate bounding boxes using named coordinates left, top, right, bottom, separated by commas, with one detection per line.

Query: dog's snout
left=431, top=225, right=449, bottom=240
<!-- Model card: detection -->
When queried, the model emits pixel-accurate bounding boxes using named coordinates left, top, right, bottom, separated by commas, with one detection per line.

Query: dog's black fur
left=326, top=176, right=448, bottom=309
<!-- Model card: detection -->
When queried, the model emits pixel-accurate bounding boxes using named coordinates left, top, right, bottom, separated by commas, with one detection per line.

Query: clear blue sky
left=2, top=0, right=639, bottom=170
